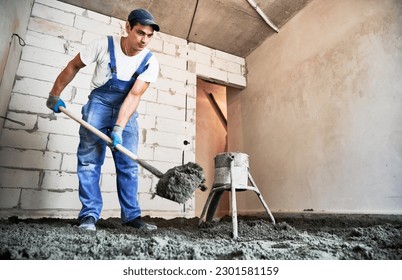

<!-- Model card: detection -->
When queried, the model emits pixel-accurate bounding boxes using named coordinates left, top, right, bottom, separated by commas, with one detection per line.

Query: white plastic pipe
left=247, top=0, right=279, bottom=33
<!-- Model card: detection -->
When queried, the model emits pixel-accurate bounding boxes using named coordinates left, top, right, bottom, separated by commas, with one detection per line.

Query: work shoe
left=124, top=217, right=157, bottom=231
left=78, top=216, right=96, bottom=231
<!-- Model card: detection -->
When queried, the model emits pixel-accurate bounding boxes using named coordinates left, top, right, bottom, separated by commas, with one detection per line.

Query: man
left=46, top=9, right=159, bottom=231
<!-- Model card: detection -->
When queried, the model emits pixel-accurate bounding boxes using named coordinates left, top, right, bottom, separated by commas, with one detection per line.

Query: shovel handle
left=59, top=106, right=115, bottom=148
left=59, top=107, right=163, bottom=178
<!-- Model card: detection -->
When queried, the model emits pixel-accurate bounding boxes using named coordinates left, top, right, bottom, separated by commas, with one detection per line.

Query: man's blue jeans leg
left=77, top=97, right=141, bottom=223
left=114, top=116, right=141, bottom=223
left=77, top=99, right=109, bottom=221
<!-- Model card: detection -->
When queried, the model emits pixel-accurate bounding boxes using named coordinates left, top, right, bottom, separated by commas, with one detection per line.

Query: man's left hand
left=111, top=125, right=124, bottom=148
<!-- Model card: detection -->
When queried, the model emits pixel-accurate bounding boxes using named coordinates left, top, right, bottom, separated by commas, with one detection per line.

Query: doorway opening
left=195, top=78, right=229, bottom=217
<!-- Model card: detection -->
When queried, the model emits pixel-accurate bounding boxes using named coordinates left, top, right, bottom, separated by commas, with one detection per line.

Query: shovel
left=59, top=107, right=207, bottom=203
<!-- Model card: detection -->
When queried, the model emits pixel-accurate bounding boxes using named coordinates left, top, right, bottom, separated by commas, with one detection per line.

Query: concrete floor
left=1, top=213, right=401, bottom=260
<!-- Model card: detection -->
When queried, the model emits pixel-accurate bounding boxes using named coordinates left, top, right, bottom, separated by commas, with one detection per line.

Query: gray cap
left=128, top=8, right=159, bottom=31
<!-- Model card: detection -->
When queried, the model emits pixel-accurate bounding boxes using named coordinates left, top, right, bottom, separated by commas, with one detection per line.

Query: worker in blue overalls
left=46, top=9, right=159, bottom=231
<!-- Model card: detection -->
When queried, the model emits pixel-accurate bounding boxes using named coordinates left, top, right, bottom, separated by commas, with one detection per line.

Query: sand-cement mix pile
left=0, top=214, right=401, bottom=260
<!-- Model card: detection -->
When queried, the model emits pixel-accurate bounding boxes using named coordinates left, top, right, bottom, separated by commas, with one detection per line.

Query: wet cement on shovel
left=153, top=162, right=207, bottom=204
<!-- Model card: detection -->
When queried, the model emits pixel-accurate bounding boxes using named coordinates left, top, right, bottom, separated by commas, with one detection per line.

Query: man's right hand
left=46, top=94, right=66, bottom=113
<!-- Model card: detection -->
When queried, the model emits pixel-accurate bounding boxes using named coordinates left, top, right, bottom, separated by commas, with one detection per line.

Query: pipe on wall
left=246, top=0, right=279, bottom=33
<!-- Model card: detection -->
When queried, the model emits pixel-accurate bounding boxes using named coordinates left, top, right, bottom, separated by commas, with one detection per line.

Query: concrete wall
left=229, top=0, right=402, bottom=214
left=0, top=0, right=34, bottom=134
left=0, top=0, right=246, bottom=219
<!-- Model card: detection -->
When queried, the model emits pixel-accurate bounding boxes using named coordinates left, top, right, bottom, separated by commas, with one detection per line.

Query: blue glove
left=46, top=95, right=66, bottom=113
left=111, top=125, right=124, bottom=148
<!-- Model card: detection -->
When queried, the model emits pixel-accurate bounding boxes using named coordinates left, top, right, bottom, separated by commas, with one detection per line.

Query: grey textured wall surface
left=230, top=0, right=402, bottom=214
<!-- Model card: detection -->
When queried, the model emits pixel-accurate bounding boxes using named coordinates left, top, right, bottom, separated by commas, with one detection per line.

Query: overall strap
left=107, top=36, right=117, bottom=80
left=132, top=51, right=153, bottom=80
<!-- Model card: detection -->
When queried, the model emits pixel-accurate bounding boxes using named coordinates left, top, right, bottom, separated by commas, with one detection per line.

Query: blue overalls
left=77, top=36, right=153, bottom=223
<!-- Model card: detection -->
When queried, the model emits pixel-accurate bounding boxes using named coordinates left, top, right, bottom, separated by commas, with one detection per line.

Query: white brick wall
left=25, top=30, right=66, bottom=53
left=0, top=0, right=246, bottom=219
left=42, top=171, right=78, bottom=190
left=188, top=42, right=247, bottom=88
left=37, top=115, right=80, bottom=136
left=0, top=168, right=40, bottom=189
left=32, top=3, right=75, bottom=27
left=0, top=129, right=47, bottom=150
left=21, top=189, right=81, bottom=209
left=47, top=134, right=79, bottom=153
left=13, top=77, right=58, bottom=99
left=0, top=189, right=21, bottom=209
left=101, top=192, right=120, bottom=210
left=0, top=148, right=62, bottom=170
left=29, top=17, right=83, bottom=42
left=60, top=154, right=77, bottom=173
left=3, top=112, right=38, bottom=130
left=22, top=45, right=73, bottom=69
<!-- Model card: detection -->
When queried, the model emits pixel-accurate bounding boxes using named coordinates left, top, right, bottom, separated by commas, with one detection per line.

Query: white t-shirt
left=80, top=36, right=159, bottom=89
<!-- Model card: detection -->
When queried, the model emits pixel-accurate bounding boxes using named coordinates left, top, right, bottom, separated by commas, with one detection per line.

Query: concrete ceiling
left=59, top=0, right=313, bottom=57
